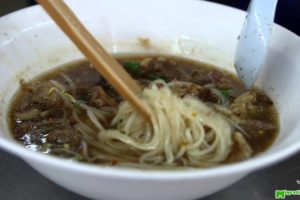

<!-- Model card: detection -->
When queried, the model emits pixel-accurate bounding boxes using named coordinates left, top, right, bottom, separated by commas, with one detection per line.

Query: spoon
left=235, top=0, right=278, bottom=89
left=37, top=0, right=150, bottom=121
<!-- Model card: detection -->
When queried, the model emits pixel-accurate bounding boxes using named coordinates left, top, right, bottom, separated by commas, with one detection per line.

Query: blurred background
left=0, top=0, right=299, bottom=35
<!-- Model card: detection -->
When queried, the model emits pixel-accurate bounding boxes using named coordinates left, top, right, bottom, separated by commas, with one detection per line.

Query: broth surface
left=9, top=55, right=279, bottom=167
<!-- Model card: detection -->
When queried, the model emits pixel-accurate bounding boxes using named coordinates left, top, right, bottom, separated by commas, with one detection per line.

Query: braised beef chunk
left=15, top=118, right=79, bottom=144
left=169, top=83, right=217, bottom=102
left=19, top=79, right=34, bottom=93
left=46, top=129, right=81, bottom=146
left=9, top=55, right=279, bottom=165
left=230, top=91, right=257, bottom=118
left=242, top=120, right=277, bottom=133
left=88, top=86, right=117, bottom=108
left=190, top=71, right=211, bottom=85
left=210, top=71, right=233, bottom=89
left=229, top=90, right=275, bottom=121
left=141, top=57, right=174, bottom=74
left=140, top=57, right=188, bottom=81
left=227, top=132, right=253, bottom=163
left=182, top=84, right=218, bottom=103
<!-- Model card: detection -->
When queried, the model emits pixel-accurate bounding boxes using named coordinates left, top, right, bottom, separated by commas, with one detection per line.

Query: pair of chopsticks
left=37, top=0, right=150, bottom=121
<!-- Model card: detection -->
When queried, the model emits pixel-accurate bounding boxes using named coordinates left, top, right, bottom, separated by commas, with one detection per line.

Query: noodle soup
left=8, top=55, right=279, bottom=168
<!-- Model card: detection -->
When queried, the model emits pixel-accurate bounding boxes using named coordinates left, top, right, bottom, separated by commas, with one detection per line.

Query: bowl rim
left=0, top=134, right=299, bottom=179
left=0, top=0, right=299, bottom=180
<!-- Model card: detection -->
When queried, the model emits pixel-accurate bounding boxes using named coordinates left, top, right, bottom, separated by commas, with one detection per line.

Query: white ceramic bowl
left=0, top=0, right=300, bottom=200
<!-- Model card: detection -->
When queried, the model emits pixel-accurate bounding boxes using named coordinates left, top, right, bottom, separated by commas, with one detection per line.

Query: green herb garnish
left=73, top=154, right=83, bottom=161
left=74, top=103, right=81, bottom=114
left=63, top=144, right=70, bottom=150
left=123, top=61, right=141, bottom=74
left=219, top=89, right=231, bottom=99
left=40, top=143, right=52, bottom=151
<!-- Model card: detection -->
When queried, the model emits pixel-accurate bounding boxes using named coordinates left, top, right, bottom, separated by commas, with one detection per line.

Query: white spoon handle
left=235, top=0, right=278, bottom=88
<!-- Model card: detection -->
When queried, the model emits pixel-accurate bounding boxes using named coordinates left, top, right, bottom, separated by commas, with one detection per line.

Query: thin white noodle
left=61, top=72, right=75, bottom=93
left=50, top=80, right=66, bottom=92
left=73, top=112, right=95, bottom=135
left=96, top=82, right=232, bottom=166
left=57, top=80, right=234, bottom=167
left=210, top=88, right=230, bottom=107
left=86, top=108, right=105, bottom=131
left=81, top=140, right=88, bottom=158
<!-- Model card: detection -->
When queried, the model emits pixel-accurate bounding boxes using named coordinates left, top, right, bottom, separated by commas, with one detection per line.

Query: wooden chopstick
left=37, top=0, right=150, bottom=121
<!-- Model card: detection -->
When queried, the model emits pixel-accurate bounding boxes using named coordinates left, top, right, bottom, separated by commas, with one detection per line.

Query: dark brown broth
left=8, top=55, right=279, bottom=165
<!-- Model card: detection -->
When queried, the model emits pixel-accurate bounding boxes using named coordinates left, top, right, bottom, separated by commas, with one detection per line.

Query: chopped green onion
left=44, top=143, right=52, bottom=148
left=74, top=103, right=81, bottom=114
left=63, top=144, right=70, bottom=150
left=123, top=61, right=141, bottom=74
left=219, top=89, right=231, bottom=99
left=73, top=154, right=83, bottom=161
left=41, top=143, right=52, bottom=150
